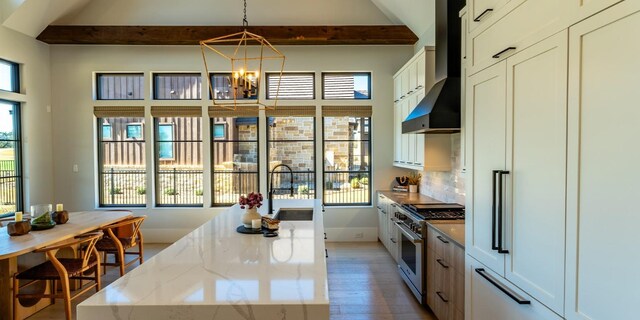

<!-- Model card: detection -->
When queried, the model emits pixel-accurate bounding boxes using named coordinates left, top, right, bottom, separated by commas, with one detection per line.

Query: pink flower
left=238, top=192, right=263, bottom=209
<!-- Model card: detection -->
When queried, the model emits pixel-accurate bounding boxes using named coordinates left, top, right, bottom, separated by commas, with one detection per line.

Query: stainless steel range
left=391, top=203, right=464, bottom=304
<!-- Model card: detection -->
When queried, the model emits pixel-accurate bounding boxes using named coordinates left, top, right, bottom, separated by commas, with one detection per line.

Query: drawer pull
left=407, top=90, right=414, bottom=94
left=416, top=85, right=423, bottom=89
left=391, top=204, right=397, bottom=207
left=436, top=235, right=449, bottom=244
left=436, top=259, right=449, bottom=269
left=390, top=238, right=397, bottom=244
left=475, top=268, right=531, bottom=305
left=473, top=8, right=494, bottom=22
left=492, top=47, right=517, bottom=59
left=324, top=232, right=327, bottom=240
left=436, top=291, right=449, bottom=303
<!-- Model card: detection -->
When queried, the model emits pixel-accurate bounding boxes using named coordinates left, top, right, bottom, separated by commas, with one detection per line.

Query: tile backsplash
left=419, top=133, right=466, bottom=204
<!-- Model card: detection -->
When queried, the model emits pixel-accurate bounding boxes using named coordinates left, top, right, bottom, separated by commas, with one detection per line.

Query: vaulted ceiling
left=1, top=0, right=436, bottom=45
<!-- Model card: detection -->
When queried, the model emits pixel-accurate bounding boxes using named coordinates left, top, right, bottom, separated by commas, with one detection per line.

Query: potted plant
left=238, top=192, right=263, bottom=228
left=407, top=171, right=422, bottom=193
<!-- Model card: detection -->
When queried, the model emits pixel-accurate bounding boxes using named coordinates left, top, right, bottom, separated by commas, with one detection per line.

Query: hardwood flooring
left=28, top=242, right=435, bottom=320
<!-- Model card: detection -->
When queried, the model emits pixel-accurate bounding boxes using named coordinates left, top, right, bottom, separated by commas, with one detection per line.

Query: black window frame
left=0, top=99, right=23, bottom=212
left=321, top=72, right=372, bottom=100
left=265, top=72, right=316, bottom=100
left=211, top=117, right=260, bottom=207
left=96, top=73, right=145, bottom=100
left=152, top=73, right=202, bottom=100
left=267, top=116, right=317, bottom=200
left=209, top=72, right=259, bottom=101
left=0, top=59, right=19, bottom=93
left=322, top=116, right=372, bottom=206
left=154, top=117, right=204, bottom=207
left=96, top=116, right=147, bottom=208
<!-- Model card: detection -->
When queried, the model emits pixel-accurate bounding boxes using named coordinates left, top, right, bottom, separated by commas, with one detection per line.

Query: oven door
left=396, top=222, right=423, bottom=301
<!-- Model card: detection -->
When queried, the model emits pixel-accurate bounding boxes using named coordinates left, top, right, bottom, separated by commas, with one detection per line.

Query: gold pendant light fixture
left=200, top=0, right=285, bottom=110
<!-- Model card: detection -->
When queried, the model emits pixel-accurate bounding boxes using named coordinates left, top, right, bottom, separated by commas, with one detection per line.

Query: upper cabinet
left=468, top=0, right=512, bottom=32
left=393, top=48, right=451, bottom=172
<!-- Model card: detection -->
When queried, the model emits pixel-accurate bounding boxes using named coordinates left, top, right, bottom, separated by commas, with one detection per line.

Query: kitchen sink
left=275, top=208, right=314, bottom=221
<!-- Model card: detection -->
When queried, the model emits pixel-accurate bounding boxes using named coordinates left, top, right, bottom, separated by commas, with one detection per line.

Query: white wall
left=49, top=44, right=412, bottom=243
left=0, top=25, right=54, bottom=209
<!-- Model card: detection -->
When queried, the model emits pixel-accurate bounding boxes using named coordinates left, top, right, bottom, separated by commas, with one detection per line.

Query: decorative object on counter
left=52, top=203, right=69, bottom=224
left=14, top=211, right=22, bottom=222
left=30, top=204, right=56, bottom=231
left=7, top=219, right=31, bottom=236
left=236, top=225, right=263, bottom=234
left=261, top=216, right=280, bottom=231
left=239, top=192, right=263, bottom=228
left=408, top=171, right=422, bottom=193
left=396, top=176, right=409, bottom=186
left=251, top=219, right=261, bottom=229
left=392, top=185, right=409, bottom=192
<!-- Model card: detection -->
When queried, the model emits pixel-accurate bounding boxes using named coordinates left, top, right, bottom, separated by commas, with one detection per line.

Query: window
left=266, top=73, right=314, bottom=100
left=96, top=113, right=146, bottom=207
left=211, top=117, right=259, bottom=206
left=322, top=106, right=371, bottom=206
left=126, top=123, right=143, bottom=139
left=210, top=73, right=258, bottom=100
left=0, top=59, right=19, bottom=93
left=154, top=114, right=203, bottom=206
left=153, top=73, right=202, bottom=100
left=322, top=72, right=371, bottom=99
left=267, top=111, right=316, bottom=199
left=157, top=124, right=174, bottom=159
left=0, top=100, right=22, bottom=213
left=213, top=123, right=226, bottom=139
left=96, top=73, right=144, bottom=100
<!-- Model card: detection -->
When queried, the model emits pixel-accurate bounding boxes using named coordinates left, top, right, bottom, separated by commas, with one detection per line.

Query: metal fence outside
left=156, top=168, right=203, bottom=205
left=213, top=171, right=258, bottom=205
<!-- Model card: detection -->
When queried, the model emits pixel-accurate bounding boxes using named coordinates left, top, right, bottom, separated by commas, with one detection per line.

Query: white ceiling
left=1, top=0, right=436, bottom=44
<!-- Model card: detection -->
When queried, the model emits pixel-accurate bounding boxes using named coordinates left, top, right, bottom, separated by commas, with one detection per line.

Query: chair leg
left=118, top=250, right=125, bottom=276
left=103, top=252, right=107, bottom=275
left=95, top=264, right=101, bottom=291
left=139, top=241, right=144, bottom=264
left=59, top=276, right=72, bottom=320
left=51, top=280, right=56, bottom=304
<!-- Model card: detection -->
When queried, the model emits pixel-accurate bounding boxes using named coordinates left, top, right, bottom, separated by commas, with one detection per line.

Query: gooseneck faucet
left=268, top=164, right=294, bottom=215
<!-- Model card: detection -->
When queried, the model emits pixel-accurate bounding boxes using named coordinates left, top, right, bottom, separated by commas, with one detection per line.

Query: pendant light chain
left=242, top=0, right=248, bottom=27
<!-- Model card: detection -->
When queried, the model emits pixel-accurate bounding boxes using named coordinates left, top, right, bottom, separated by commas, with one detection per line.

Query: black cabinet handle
left=324, top=232, right=327, bottom=240
left=475, top=268, right=531, bottom=305
left=498, top=171, right=510, bottom=254
left=436, top=235, right=449, bottom=244
left=436, top=291, right=449, bottom=303
left=390, top=238, right=397, bottom=244
left=473, top=8, right=494, bottom=22
left=376, top=206, right=382, bottom=210
left=493, top=47, right=517, bottom=59
left=325, top=248, right=328, bottom=258
left=391, top=203, right=397, bottom=207
left=436, top=259, right=449, bottom=269
left=491, top=170, right=500, bottom=251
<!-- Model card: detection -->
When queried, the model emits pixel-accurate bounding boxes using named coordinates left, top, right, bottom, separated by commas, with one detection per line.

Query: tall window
left=0, top=59, right=19, bottom=93
left=0, top=100, right=22, bottom=213
left=267, top=107, right=316, bottom=199
left=211, top=112, right=259, bottom=206
left=322, top=72, right=371, bottom=99
left=322, top=106, right=372, bottom=206
left=152, top=107, right=203, bottom=206
left=95, top=107, right=146, bottom=207
left=153, top=73, right=202, bottom=100
left=96, top=73, right=144, bottom=100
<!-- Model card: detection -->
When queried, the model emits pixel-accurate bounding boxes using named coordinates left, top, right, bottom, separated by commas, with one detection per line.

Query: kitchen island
left=77, top=199, right=329, bottom=320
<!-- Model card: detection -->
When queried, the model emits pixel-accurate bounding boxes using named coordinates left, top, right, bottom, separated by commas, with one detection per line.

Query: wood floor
left=28, top=242, right=436, bottom=320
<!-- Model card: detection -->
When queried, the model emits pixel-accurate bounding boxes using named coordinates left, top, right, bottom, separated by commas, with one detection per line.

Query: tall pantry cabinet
left=464, top=1, right=640, bottom=320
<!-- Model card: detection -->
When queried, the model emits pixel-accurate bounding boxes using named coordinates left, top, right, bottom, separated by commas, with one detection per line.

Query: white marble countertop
left=77, top=199, right=329, bottom=320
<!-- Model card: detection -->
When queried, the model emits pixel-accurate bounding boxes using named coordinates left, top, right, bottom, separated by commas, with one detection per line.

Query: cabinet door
left=393, top=76, right=402, bottom=102
left=465, top=61, right=507, bottom=276
left=504, top=31, right=568, bottom=315
left=401, top=100, right=410, bottom=164
left=387, top=203, right=399, bottom=261
left=461, top=10, right=469, bottom=173
left=566, top=3, right=640, bottom=320
left=570, top=0, right=624, bottom=23
left=408, top=60, right=418, bottom=95
left=468, top=0, right=512, bottom=32
left=466, top=256, right=564, bottom=320
left=413, top=91, right=426, bottom=167
left=394, top=103, right=402, bottom=164
left=415, top=50, right=426, bottom=91
left=377, top=194, right=386, bottom=243
left=401, top=69, right=410, bottom=100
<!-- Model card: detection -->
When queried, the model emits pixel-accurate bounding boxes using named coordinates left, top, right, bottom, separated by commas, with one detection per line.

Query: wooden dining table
left=0, top=210, right=133, bottom=320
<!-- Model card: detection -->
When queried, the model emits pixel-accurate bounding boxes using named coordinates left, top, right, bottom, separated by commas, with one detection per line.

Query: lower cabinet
left=466, top=256, right=563, bottom=320
left=426, top=225, right=464, bottom=320
left=387, top=203, right=400, bottom=262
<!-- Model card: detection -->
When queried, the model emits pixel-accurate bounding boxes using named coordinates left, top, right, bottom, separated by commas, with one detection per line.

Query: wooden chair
left=12, top=231, right=103, bottom=320
left=96, top=215, right=146, bottom=276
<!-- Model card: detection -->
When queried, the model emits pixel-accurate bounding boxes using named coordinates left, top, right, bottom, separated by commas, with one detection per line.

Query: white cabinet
left=466, top=31, right=568, bottom=315
left=466, top=256, right=563, bottom=320
left=377, top=193, right=388, bottom=248
left=565, top=3, right=640, bottom=319
left=468, top=0, right=512, bottom=32
left=570, top=0, right=624, bottom=23
left=461, top=7, right=469, bottom=173
left=387, top=203, right=400, bottom=262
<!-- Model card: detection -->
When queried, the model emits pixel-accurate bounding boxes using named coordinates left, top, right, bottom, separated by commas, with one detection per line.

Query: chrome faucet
left=268, top=164, right=294, bottom=215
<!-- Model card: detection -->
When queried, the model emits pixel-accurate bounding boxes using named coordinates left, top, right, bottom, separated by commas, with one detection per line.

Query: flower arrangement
left=407, top=171, right=422, bottom=185
left=238, top=192, right=263, bottom=209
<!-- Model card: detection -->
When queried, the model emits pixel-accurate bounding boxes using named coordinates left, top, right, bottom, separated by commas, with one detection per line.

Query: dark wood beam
left=36, top=25, right=417, bottom=45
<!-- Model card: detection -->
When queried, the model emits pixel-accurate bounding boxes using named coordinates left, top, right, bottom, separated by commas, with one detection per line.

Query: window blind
left=150, top=106, right=202, bottom=117
left=322, top=106, right=372, bottom=117
left=265, top=106, right=316, bottom=117
left=208, top=106, right=260, bottom=118
left=93, top=106, right=145, bottom=118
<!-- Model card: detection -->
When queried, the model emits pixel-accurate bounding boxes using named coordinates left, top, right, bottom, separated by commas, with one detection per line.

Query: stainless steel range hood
left=402, top=0, right=464, bottom=134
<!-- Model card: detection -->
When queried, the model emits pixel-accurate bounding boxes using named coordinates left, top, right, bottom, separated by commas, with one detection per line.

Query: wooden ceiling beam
left=36, top=25, right=418, bottom=45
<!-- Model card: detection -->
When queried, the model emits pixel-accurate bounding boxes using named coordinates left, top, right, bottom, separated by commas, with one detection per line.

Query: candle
left=56, top=203, right=64, bottom=211
left=15, top=211, right=22, bottom=222
left=251, top=219, right=261, bottom=229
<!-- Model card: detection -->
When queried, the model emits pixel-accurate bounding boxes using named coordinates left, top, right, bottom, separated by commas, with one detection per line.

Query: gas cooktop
left=402, top=203, right=465, bottom=220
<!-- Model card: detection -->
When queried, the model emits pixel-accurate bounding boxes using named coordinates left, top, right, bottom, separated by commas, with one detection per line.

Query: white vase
left=409, top=185, right=418, bottom=193
left=241, top=207, right=261, bottom=228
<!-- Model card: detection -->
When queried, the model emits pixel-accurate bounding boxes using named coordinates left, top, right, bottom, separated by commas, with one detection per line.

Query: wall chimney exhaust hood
left=402, top=0, right=464, bottom=134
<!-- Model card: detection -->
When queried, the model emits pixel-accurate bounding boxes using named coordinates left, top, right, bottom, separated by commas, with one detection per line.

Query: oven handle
left=394, top=221, right=423, bottom=244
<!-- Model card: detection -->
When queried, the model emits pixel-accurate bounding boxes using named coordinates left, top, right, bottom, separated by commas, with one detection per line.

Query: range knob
left=398, top=213, right=407, bottom=220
